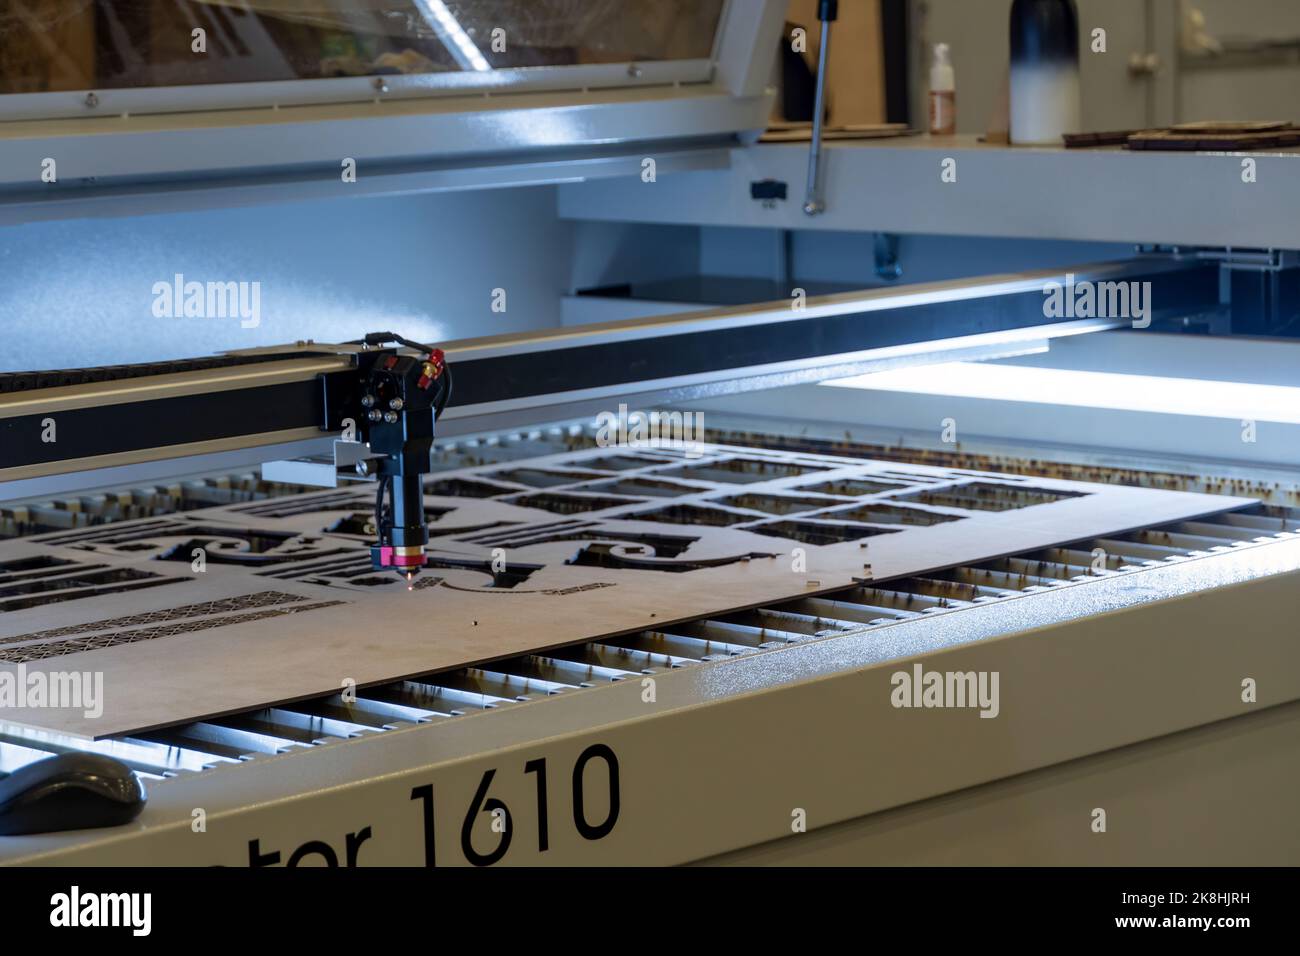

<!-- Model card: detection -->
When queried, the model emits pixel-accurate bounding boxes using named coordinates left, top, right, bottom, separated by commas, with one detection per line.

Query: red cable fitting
left=418, top=349, right=446, bottom=390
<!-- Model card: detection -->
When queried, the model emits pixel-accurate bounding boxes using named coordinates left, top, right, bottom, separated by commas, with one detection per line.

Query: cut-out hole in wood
left=795, top=477, right=915, bottom=496
left=898, top=482, right=1086, bottom=512
left=749, top=520, right=904, bottom=546
left=1, top=564, right=184, bottom=613
left=0, top=555, right=78, bottom=577
left=568, top=542, right=774, bottom=573
left=656, top=458, right=828, bottom=484
left=710, top=492, right=851, bottom=516
left=581, top=477, right=701, bottom=498
left=824, top=503, right=964, bottom=526
left=627, top=504, right=754, bottom=527
left=425, top=477, right=517, bottom=498
left=504, top=492, right=641, bottom=515
left=571, top=453, right=676, bottom=471
left=485, top=467, right=609, bottom=489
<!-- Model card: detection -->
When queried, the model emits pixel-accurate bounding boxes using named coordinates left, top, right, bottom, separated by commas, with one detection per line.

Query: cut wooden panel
left=0, top=443, right=1253, bottom=739
left=784, top=0, right=887, bottom=128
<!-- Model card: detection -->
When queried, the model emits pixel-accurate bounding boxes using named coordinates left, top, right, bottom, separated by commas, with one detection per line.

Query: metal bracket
left=1137, top=245, right=1300, bottom=336
left=1136, top=244, right=1300, bottom=273
left=874, top=233, right=902, bottom=281
left=261, top=439, right=374, bottom=488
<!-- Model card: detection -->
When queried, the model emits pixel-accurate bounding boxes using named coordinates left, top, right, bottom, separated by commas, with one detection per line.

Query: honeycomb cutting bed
left=0, top=442, right=1252, bottom=738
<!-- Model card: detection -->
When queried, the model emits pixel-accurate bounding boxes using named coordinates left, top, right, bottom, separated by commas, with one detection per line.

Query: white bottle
left=929, top=43, right=956, bottom=136
left=1009, top=0, right=1082, bottom=145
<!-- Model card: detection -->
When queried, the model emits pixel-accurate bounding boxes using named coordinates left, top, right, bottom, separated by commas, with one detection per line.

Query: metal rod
left=804, top=3, right=837, bottom=216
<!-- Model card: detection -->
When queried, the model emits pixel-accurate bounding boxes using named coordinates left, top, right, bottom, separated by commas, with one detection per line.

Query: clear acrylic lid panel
left=0, top=0, right=726, bottom=94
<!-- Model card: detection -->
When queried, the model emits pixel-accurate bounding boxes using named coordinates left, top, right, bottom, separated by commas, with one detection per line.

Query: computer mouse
left=0, top=753, right=146, bottom=836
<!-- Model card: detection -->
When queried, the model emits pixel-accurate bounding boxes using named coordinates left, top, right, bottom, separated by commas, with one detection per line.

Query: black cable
left=349, top=330, right=452, bottom=414
left=374, top=475, right=390, bottom=545
left=434, top=363, right=454, bottom=418
left=347, top=331, right=436, bottom=353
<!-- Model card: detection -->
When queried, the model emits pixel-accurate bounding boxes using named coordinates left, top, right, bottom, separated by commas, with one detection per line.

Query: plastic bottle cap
left=931, top=43, right=955, bottom=91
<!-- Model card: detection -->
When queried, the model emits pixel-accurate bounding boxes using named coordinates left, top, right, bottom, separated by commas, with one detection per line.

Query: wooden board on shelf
left=1066, top=122, right=1300, bottom=151
left=760, top=122, right=913, bottom=143
left=0, top=442, right=1253, bottom=739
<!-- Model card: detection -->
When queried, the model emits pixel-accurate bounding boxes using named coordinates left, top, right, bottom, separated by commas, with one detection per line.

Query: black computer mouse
left=0, top=753, right=146, bottom=836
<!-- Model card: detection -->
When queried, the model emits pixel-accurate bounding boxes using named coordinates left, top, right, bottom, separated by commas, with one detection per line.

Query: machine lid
left=0, top=1, right=785, bottom=196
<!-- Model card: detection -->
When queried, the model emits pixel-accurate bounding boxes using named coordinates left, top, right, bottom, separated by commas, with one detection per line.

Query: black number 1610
left=409, top=743, right=620, bottom=866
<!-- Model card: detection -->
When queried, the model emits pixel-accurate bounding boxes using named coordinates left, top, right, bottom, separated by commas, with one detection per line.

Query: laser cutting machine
left=0, top=0, right=1298, bottom=865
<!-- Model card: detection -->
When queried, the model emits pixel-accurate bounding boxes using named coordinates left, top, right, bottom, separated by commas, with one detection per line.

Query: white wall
left=1181, top=0, right=1300, bottom=121
left=0, top=187, right=573, bottom=372
left=699, top=227, right=1130, bottom=285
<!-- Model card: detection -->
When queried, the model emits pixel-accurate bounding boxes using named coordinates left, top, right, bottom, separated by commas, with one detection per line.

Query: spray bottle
left=928, top=43, right=956, bottom=136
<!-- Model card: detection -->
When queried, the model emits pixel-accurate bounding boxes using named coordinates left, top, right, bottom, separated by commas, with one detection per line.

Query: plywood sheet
left=0, top=442, right=1253, bottom=738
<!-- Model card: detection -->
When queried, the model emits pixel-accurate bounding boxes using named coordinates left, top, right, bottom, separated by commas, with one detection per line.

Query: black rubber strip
left=1, top=381, right=322, bottom=470
left=0, top=351, right=316, bottom=395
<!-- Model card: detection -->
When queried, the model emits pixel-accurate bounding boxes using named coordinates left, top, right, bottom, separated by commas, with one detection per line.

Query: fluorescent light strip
left=415, top=0, right=491, bottom=72
left=823, top=362, right=1300, bottom=425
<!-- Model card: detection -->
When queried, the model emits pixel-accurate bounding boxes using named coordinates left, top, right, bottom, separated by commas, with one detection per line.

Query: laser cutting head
left=353, top=338, right=450, bottom=581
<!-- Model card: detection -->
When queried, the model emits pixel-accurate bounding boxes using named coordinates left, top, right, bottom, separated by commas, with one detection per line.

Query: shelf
left=558, top=135, right=1300, bottom=249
